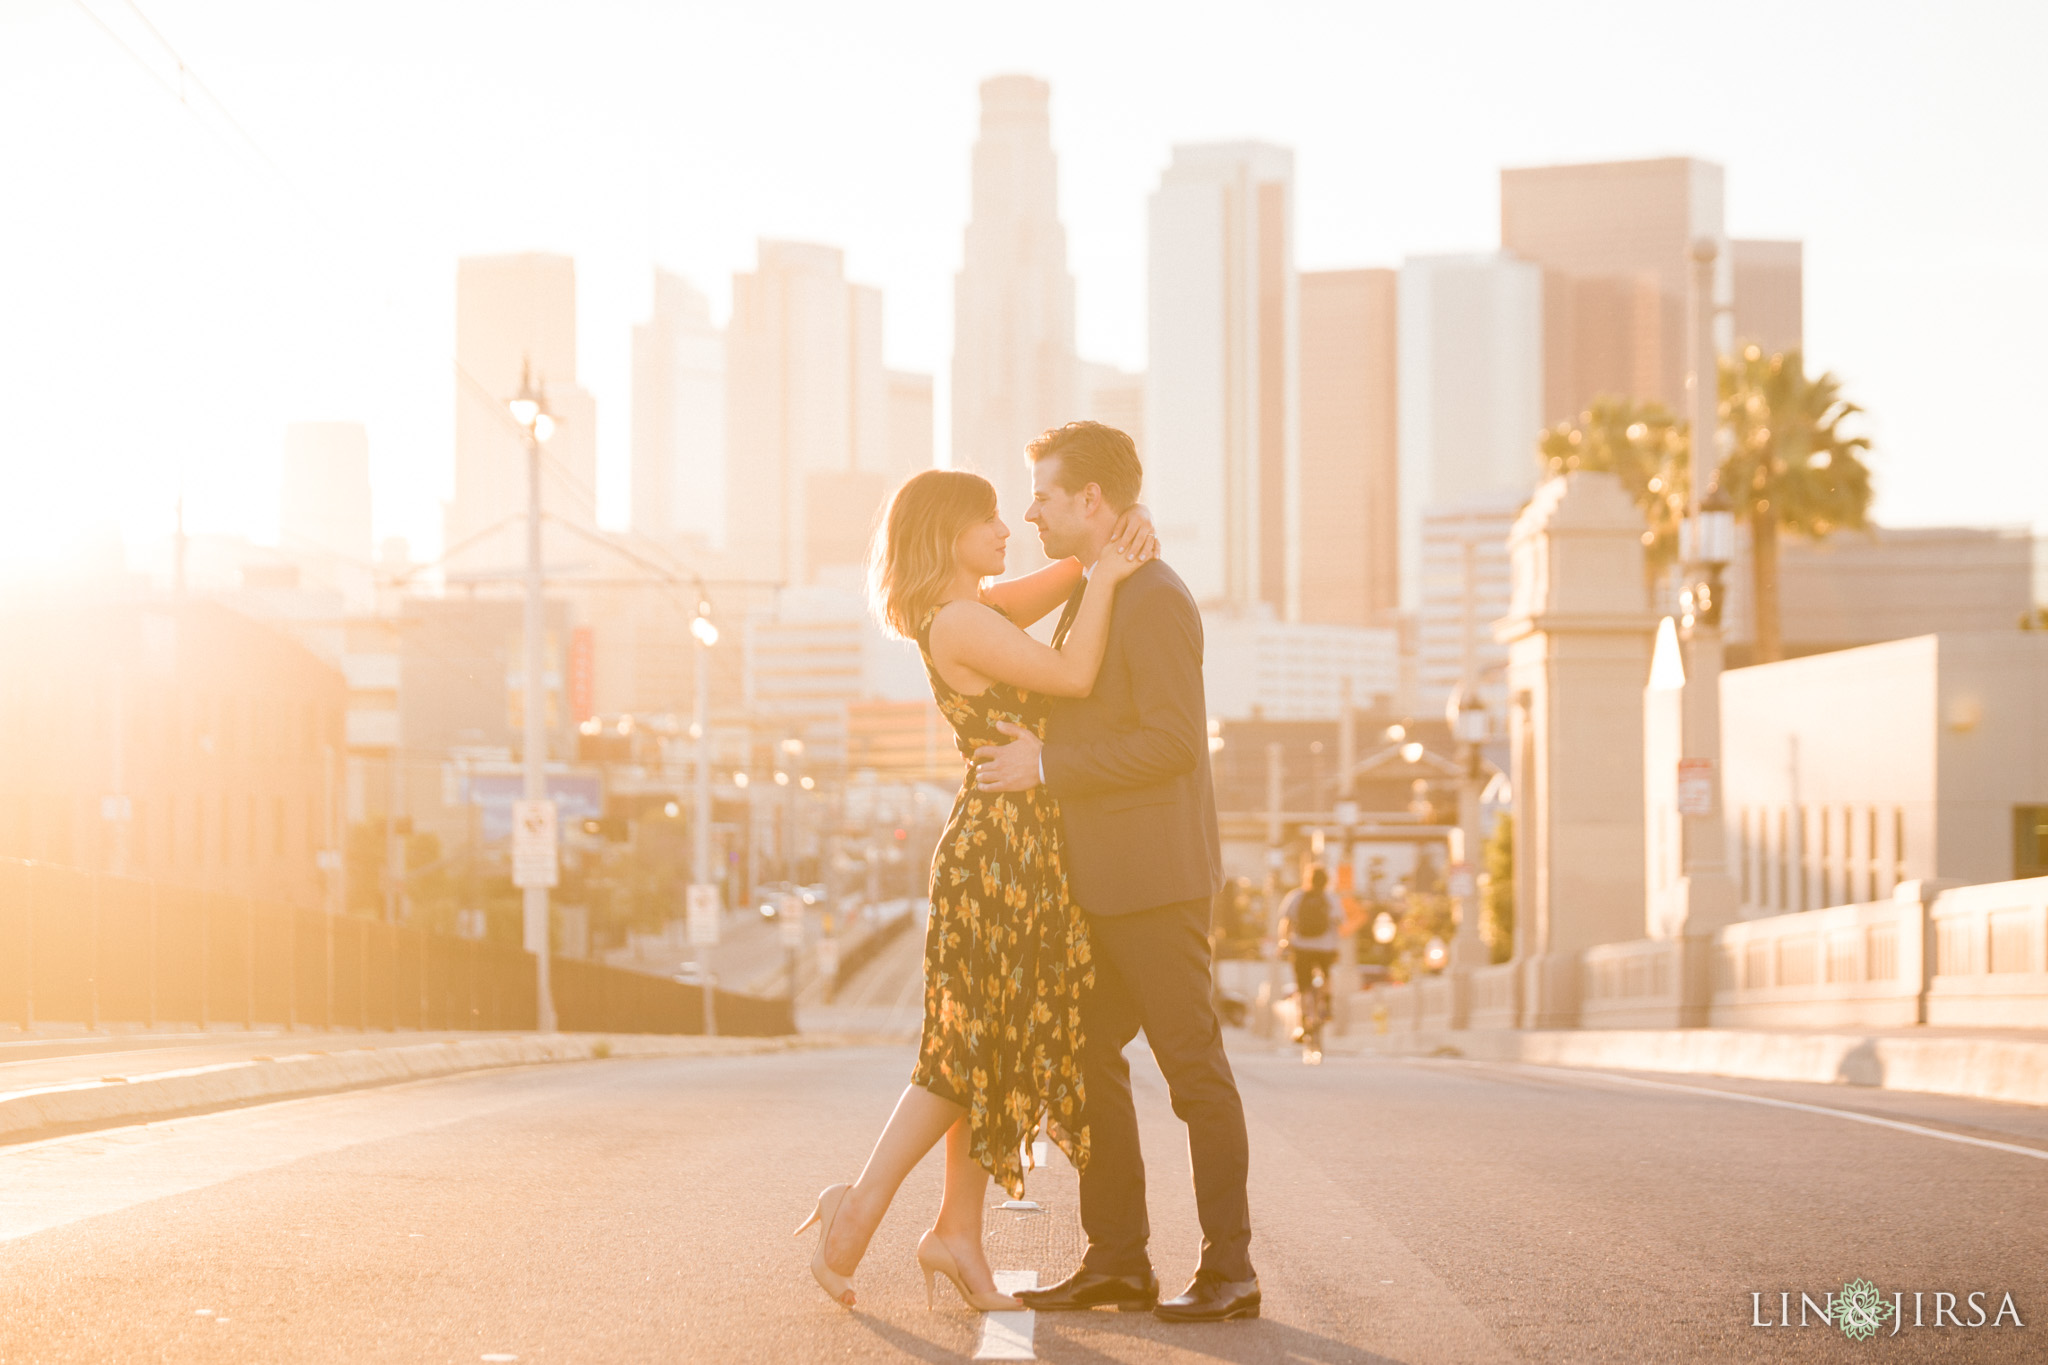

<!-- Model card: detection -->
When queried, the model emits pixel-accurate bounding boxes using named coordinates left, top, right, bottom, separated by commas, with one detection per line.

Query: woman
left=795, top=468, right=1155, bottom=1312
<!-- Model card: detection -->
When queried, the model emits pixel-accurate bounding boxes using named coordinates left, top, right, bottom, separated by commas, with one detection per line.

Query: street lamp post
left=1446, top=685, right=1492, bottom=972
left=780, top=737, right=805, bottom=885
left=779, top=737, right=805, bottom=1003
left=689, top=598, right=719, bottom=1037
left=1655, top=238, right=1743, bottom=1000
left=509, top=360, right=558, bottom=1033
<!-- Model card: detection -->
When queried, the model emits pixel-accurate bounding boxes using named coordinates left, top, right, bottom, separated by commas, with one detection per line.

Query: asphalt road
left=3, top=1041, right=2045, bottom=1363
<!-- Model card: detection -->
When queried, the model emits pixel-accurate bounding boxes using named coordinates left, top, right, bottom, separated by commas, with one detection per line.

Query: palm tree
left=1538, top=397, right=1690, bottom=598
left=1718, top=346, right=1874, bottom=663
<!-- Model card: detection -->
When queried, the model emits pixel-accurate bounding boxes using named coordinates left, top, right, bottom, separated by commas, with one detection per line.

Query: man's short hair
left=1027, top=421, right=1142, bottom=511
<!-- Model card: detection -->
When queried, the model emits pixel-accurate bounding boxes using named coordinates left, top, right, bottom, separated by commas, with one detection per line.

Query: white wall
left=1147, top=175, right=1229, bottom=605
left=1397, top=253, right=1543, bottom=611
left=1146, top=142, right=1296, bottom=616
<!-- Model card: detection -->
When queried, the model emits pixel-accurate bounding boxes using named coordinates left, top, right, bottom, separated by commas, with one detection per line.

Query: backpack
left=1294, top=889, right=1331, bottom=939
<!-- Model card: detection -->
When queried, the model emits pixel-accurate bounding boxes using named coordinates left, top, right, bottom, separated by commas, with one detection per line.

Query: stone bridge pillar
left=1497, top=473, right=1660, bottom=1028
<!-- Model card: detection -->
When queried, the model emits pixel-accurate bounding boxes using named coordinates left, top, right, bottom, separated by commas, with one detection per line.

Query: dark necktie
left=1050, top=582, right=1087, bottom=649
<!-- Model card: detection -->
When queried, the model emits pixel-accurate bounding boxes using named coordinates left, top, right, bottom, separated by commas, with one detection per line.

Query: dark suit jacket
left=1044, top=559, right=1224, bottom=917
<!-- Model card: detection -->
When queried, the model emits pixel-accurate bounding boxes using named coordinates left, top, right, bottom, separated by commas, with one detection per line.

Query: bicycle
left=1290, top=953, right=1334, bottom=1064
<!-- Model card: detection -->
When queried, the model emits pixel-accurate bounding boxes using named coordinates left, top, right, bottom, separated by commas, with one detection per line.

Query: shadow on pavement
left=846, top=1311, right=980, bottom=1363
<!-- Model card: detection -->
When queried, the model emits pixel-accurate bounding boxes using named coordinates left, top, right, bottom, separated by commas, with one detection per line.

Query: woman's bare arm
left=930, top=545, right=1144, bottom=698
left=976, top=503, right=1159, bottom=629
left=979, top=557, right=1083, bottom=629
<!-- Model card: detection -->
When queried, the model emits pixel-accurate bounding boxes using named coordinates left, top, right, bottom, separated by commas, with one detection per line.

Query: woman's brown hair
left=867, top=469, right=999, bottom=639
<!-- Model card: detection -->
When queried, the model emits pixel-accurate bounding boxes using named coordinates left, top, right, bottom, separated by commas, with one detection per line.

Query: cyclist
left=1276, top=865, right=1340, bottom=1050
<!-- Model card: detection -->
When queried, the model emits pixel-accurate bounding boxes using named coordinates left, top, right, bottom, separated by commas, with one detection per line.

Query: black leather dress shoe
left=1154, top=1273, right=1261, bottom=1322
left=1014, top=1268, right=1160, bottom=1312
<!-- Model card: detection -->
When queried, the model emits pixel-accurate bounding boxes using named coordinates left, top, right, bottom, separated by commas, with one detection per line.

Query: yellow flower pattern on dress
left=910, top=604, right=1090, bottom=1198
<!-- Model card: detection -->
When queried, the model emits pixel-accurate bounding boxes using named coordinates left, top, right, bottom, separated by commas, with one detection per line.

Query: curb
left=0, top=1033, right=811, bottom=1144
left=1329, top=1027, right=2048, bottom=1106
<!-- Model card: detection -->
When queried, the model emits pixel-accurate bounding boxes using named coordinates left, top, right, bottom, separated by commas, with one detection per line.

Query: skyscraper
left=1079, top=362, right=1145, bottom=456
left=1417, top=498, right=1521, bottom=716
left=952, top=75, right=1078, bottom=560
left=280, top=421, right=372, bottom=569
left=1147, top=142, right=1298, bottom=618
left=447, top=254, right=598, bottom=577
left=1500, top=157, right=1726, bottom=426
left=1396, top=253, right=1543, bottom=610
left=631, top=269, right=725, bottom=549
left=886, top=370, right=935, bottom=489
left=1298, top=269, right=1399, bottom=627
left=1730, top=238, right=1803, bottom=356
left=725, top=241, right=913, bottom=588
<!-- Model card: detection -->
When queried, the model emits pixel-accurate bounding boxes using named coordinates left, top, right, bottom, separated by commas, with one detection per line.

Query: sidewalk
left=0, top=1027, right=824, bottom=1146
left=1321, top=1022, right=2048, bottom=1106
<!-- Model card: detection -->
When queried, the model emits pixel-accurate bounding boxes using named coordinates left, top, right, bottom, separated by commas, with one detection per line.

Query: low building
left=847, top=699, right=959, bottom=784
left=1721, top=631, right=2048, bottom=915
left=1724, top=524, right=2034, bottom=663
left=743, top=587, right=928, bottom=770
left=1202, top=611, right=1398, bottom=723
left=0, top=600, right=345, bottom=908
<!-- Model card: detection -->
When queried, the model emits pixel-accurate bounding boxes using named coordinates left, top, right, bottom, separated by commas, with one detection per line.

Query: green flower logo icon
left=1833, top=1279, right=1894, bottom=1341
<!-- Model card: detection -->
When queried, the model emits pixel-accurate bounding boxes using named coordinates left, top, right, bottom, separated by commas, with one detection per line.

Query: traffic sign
left=511, top=799, right=559, bottom=888
left=1446, top=862, right=1476, bottom=900
left=686, top=884, right=721, bottom=946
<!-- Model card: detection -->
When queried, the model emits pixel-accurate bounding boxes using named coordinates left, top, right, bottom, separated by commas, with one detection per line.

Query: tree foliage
left=1481, top=813, right=1514, bottom=964
left=1538, top=349, right=1874, bottom=661
left=1539, top=398, right=1690, bottom=587
left=1718, top=345, right=1874, bottom=661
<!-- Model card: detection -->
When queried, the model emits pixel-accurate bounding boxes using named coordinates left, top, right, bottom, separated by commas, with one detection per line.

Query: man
left=1277, top=865, right=1341, bottom=1045
left=972, top=421, right=1259, bottom=1323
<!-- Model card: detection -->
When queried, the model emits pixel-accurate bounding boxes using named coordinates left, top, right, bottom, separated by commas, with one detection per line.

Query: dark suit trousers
left=1078, top=897, right=1253, bottom=1283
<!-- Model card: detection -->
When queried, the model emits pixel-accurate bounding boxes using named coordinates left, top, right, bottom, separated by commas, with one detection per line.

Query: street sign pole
left=512, top=362, right=558, bottom=1034
left=687, top=883, right=720, bottom=1036
left=779, top=893, right=804, bottom=1006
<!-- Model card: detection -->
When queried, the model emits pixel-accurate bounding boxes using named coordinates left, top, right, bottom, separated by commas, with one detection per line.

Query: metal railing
left=0, top=859, right=793, bottom=1037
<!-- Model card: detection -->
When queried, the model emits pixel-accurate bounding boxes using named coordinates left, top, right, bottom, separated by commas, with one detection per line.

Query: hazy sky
left=3, top=0, right=2043, bottom=579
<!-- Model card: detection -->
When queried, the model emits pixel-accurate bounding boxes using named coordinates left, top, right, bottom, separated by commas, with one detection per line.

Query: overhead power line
left=72, top=0, right=310, bottom=203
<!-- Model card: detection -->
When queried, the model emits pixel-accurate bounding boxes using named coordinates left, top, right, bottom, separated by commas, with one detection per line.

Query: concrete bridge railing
left=1929, top=876, right=2048, bottom=1027
left=1352, top=875, right=2048, bottom=1034
left=1580, top=938, right=1686, bottom=1030
left=1710, top=893, right=1927, bottom=1028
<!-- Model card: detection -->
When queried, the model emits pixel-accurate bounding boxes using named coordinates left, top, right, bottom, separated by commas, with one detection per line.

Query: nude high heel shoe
left=794, top=1183, right=857, bottom=1308
left=916, top=1230, right=1020, bottom=1312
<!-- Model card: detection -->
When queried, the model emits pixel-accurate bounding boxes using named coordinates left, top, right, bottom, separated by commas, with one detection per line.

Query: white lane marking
left=0, top=1072, right=546, bottom=1242
left=975, top=1270, right=1037, bottom=1361
left=1489, top=1061, right=2048, bottom=1162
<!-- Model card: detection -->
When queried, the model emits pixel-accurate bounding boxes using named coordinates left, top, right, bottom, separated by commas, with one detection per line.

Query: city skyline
left=2, top=0, right=2044, bottom=579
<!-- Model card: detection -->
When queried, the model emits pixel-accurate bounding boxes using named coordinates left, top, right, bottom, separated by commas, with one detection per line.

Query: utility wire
left=116, top=0, right=304, bottom=193
left=67, top=2, right=738, bottom=605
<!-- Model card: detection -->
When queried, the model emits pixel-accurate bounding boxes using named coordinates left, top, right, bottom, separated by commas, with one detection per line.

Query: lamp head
left=508, top=357, right=553, bottom=440
left=1685, top=481, right=1737, bottom=570
left=1446, top=684, right=1491, bottom=745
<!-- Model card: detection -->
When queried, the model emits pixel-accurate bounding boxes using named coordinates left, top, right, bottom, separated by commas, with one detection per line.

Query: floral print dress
left=910, top=603, right=1091, bottom=1198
